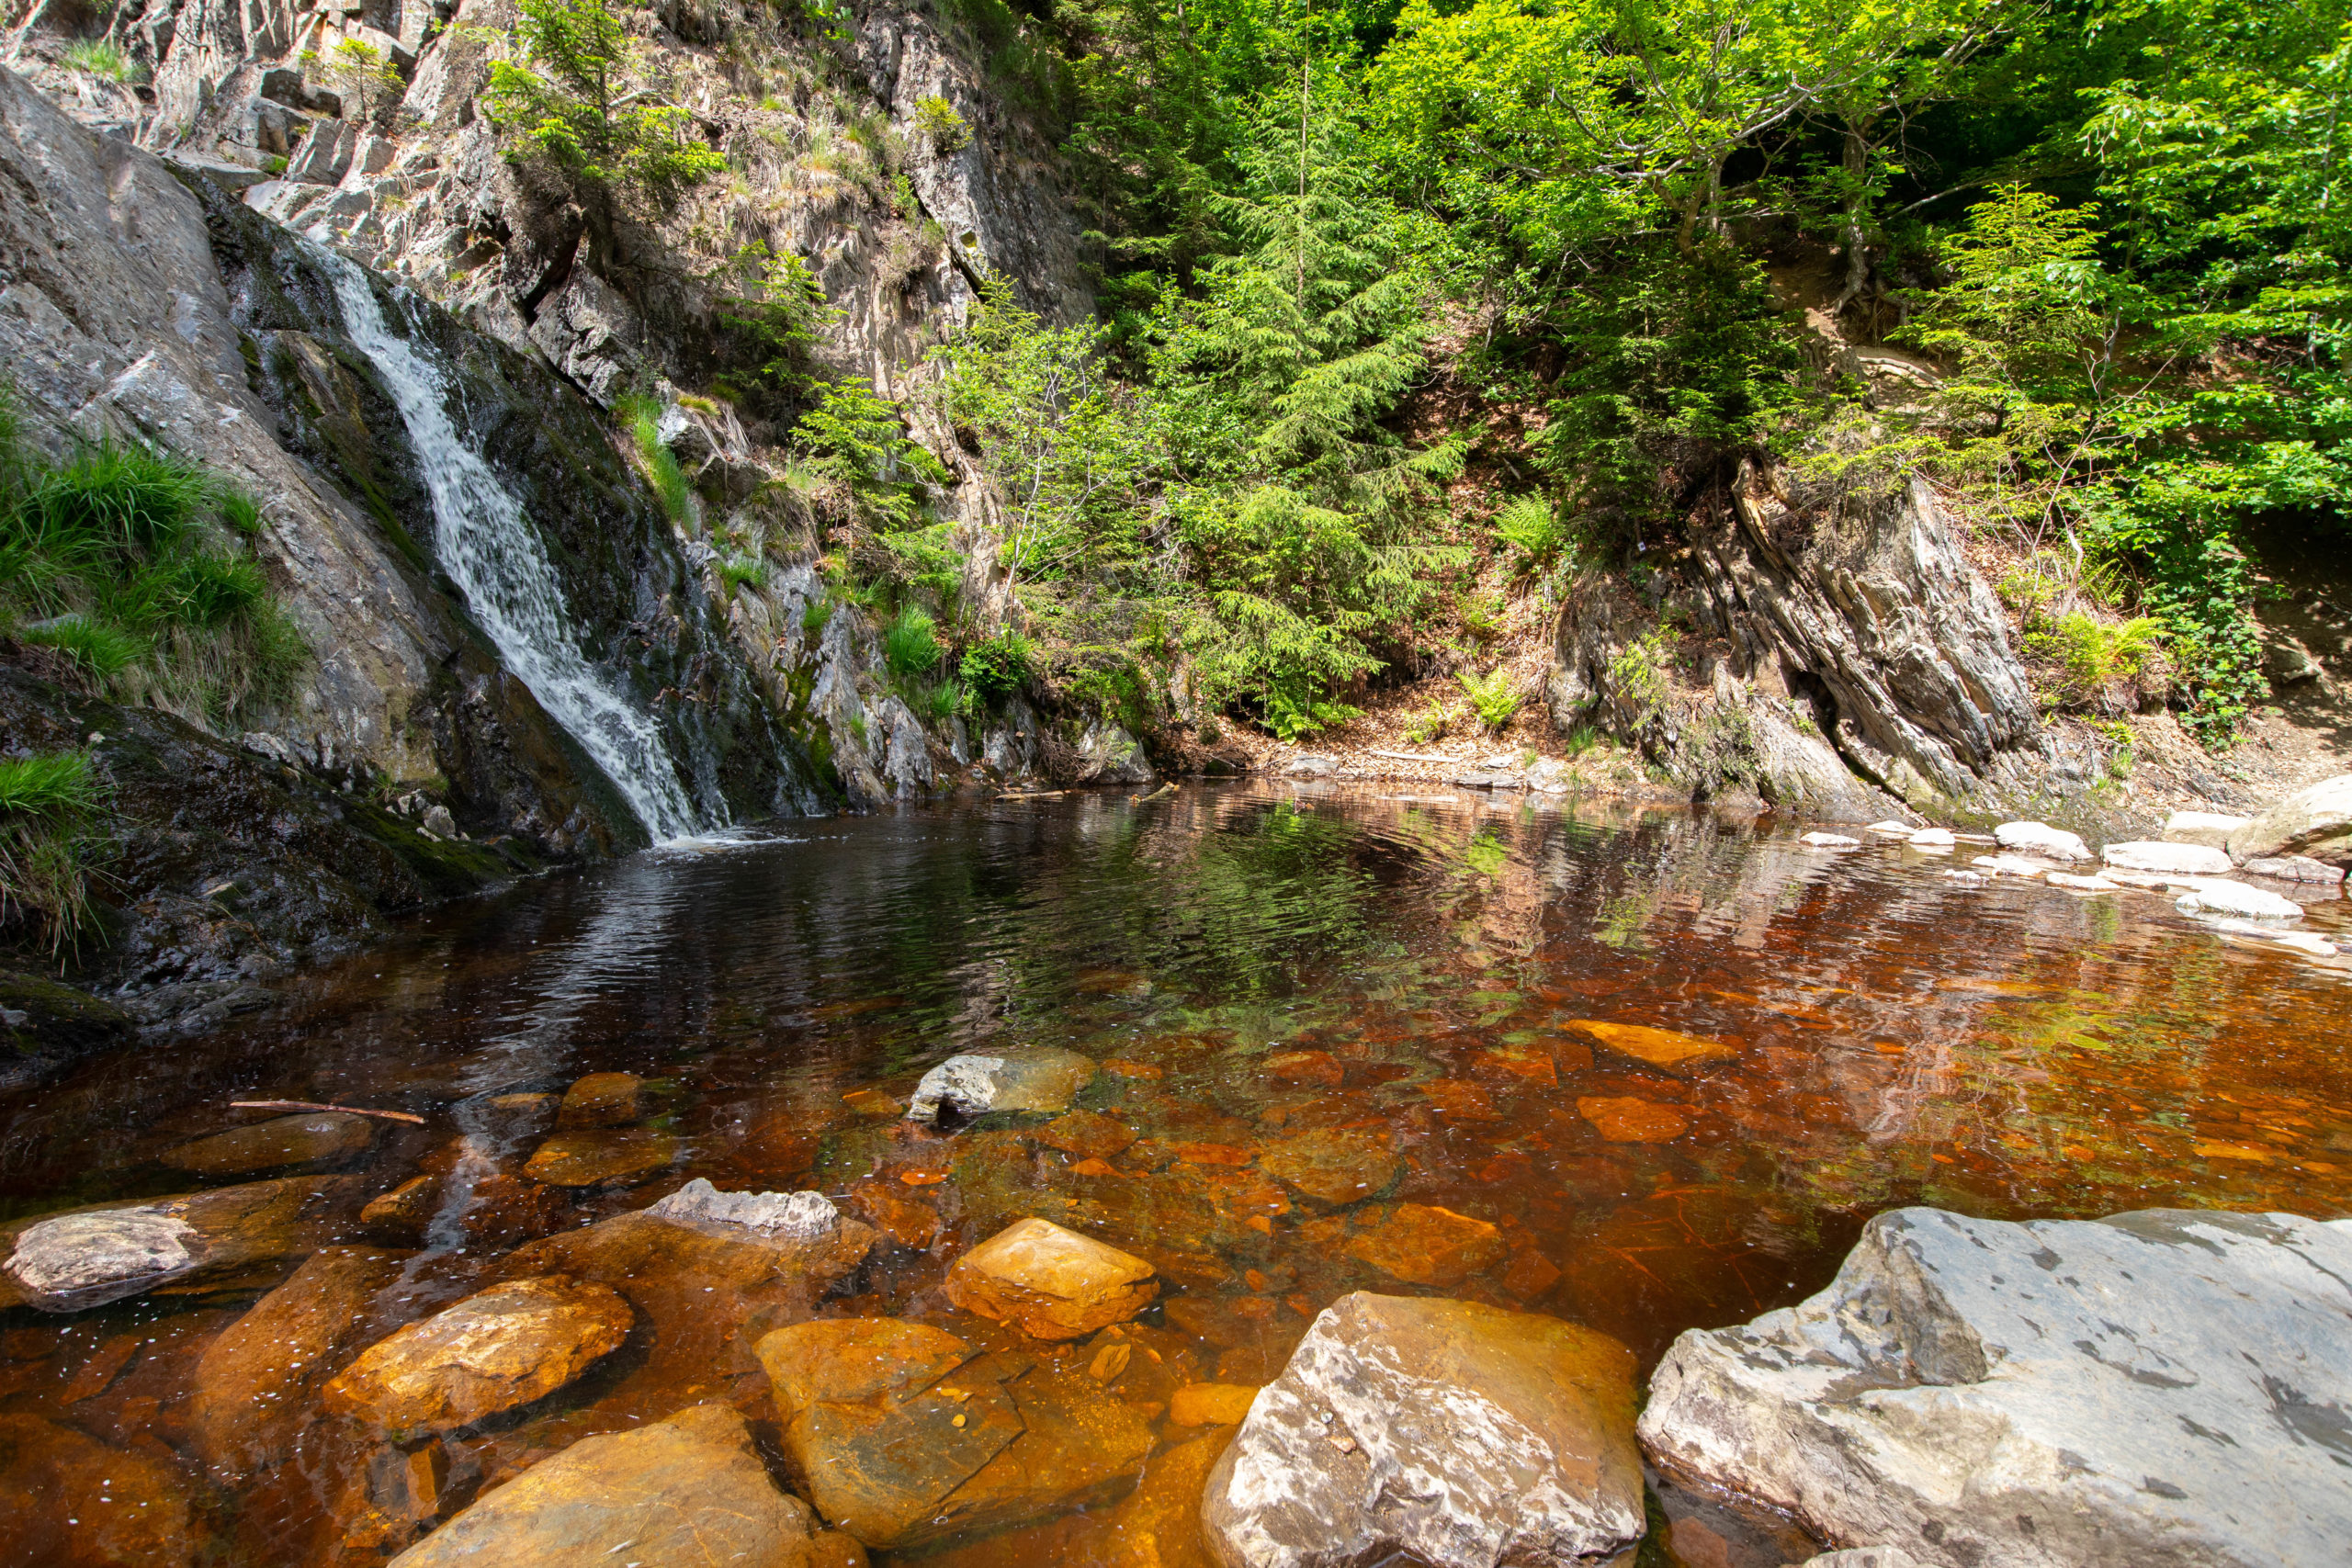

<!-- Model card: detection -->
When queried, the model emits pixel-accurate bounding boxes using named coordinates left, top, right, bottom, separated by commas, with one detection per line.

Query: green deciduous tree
left=482, top=0, right=724, bottom=204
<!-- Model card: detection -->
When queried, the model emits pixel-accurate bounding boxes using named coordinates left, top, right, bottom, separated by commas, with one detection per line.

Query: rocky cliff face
left=1549, top=462, right=2094, bottom=824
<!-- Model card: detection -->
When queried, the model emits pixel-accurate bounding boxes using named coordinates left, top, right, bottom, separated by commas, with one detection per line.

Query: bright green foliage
left=303, top=39, right=403, bottom=119
left=1493, top=495, right=1564, bottom=569
left=1456, top=667, right=1520, bottom=730
left=616, top=396, right=697, bottom=532
left=718, top=243, right=835, bottom=408
left=793, top=379, right=949, bottom=526
left=482, top=0, right=724, bottom=203
left=62, top=39, right=139, bottom=83
left=2022, top=611, right=2166, bottom=715
left=959, top=631, right=1035, bottom=704
left=914, top=96, right=970, bottom=152
left=0, top=750, right=103, bottom=958
left=883, top=606, right=944, bottom=680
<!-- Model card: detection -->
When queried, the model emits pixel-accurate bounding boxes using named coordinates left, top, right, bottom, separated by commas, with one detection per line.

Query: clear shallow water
left=2, top=785, right=2347, bottom=1565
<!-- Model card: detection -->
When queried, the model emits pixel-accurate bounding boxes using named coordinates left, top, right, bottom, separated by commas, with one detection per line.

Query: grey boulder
left=2100, top=840, right=2232, bottom=875
left=2227, top=774, right=2352, bottom=867
left=1638, top=1206, right=2352, bottom=1568
left=905, top=1047, right=1097, bottom=1122
left=1201, top=1292, right=1645, bottom=1568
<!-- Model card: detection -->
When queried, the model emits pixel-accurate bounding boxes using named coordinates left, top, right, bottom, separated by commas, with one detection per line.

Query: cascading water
left=314, top=246, right=704, bottom=841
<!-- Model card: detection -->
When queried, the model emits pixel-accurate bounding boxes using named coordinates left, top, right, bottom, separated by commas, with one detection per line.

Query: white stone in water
left=1864, top=819, right=1918, bottom=837
left=2102, top=840, right=2232, bottom=875
left=1799, top=831, right=1860, bottom=848
left=904, top=1047, right=1096, bottom=1122
left=1639, top=1207, right=2352, bottom=1568
left=2242, top=854, right=2346, bottom=886
left=645, top=1179, right=838, bottom=1239
left=1942, top=870, right=1985, bottom=884
left=7, top=1209, right=199, bottom=1308
left=2172, top=878, right=2302, bottom=921
left=1971, top=853, right=2052, bottom=878
left=2160, top=810, right=2248, bottom=850
left=1993, top=820, right=2091, bottom=862
left=2046, top=872, right=2120, bottom=892
left=1905, top=827, right=1956, bottom=848
left=2203, top=919, right=2338, bottom=957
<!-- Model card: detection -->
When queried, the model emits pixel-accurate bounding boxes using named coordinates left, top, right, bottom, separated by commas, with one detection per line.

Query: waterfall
left=314, top=247, right=703, bottom=841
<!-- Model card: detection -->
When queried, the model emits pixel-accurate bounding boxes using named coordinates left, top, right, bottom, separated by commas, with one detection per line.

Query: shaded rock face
left=944, top=1216, right=1159, bottom=1340
left=0, top=1175, right=345, bottom=1311
left=322, top=1274, right=633, bottom=1434
left=1551, top=463, right=2055, bottom=817
left=384, top=1404, right=851, bottom=1568
left=759, top=1316, right=1154, bottom=1551
left=1638, top=1207, right=2352, bottom=1568
left=0, top=968, right=133, bottom=1090
left=1201, top=1292, right=1645, bottom=1568
left=191, top=1244, right=407, bottom=1477
left=2227, top=774, right=2352, bottom=867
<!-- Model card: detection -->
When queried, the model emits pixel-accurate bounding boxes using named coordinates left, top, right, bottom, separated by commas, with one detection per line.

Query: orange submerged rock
left=1343, top=1203, right=1507, bottom=1288
left=945, top=1217, right=1159, bottom=1340
left=1577, top=1096, right=1690, bottom=1144
left=1566, top=1021, right=1736, bottom=1075
left=322, top=1275, right=632, bottom=1434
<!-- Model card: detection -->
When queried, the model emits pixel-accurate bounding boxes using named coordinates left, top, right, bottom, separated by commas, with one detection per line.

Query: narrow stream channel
left=1, top=786, right=2345, bottom=1565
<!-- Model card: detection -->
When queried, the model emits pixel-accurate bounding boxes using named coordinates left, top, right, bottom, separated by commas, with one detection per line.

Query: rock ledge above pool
left=1637, top=1205, right=2352, bottom=1568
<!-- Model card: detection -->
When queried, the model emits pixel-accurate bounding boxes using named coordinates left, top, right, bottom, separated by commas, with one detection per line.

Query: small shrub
left=1456, top=667, right=1521, bottom=731
left=62, top=39, right=139, bottom=83
left=959, top=630, right=1032, bottom=704
left=802, top=596, right=835, bottom=637
left=883, top=606, right=943, bottom=680
left=1494, top=494, right=1565, bottom=569
left=913, top=95, right=969, bottom=153
left=718, top=555, right=768, bottom=592
left=2025, top=612, right=2167, bottom=713
left=617, top=395, right=698, bottom=533
left=1458, top=590, right=1504, bottom=642
left=1564, top=721, right=1601, bottom=757
left=1403, top=695, right=1451, bottom=744
left=1606, top=627, right=1676, bottom=732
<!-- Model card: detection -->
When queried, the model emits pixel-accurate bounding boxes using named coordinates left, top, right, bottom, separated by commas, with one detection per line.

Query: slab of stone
left=1994, top=820, right=2092, bottom=862
left=2046, top=872, right=2120, bottom=893
left=2102, top=840, right=2233, bottom=875
left=2226, top=773, right=2352, bottom=866
left=2206, top=919, right=2339, bottom=956
left=1036, top=1109, right=1138, bottom=1159
left=552, top=1071, right=645, bottom=1130
left=1971, top=853, right=2055, bottom=878
left=2161, top=810, right=2248, bottom=850
left=643, top=1178, right=839, bottom=1238
left=2172, top=878, right=2302, bottom=921
left=384, top=1404, right=854, bottom=1568
left=946, top=1216, right=1159, bottom=1339
left=908, top=1047, right=1099, bottom=1122
left=1256, top=1128, right=1401, bottom=1209
left=1905, top=827, right=1955, bottom=850
left=761, top=1318, right=1153, bottom=1551
left=1170, top=1382, right=1261, bottom=1427
left=0, top=1414, right=197, bottom=1568
left=1264, top=1051, right=1345, bottom=1087
left=322, top=1275, right=632, bottom=1434
left=1566, top=1021, right=1736, bottom=1075
left=1342, top=1203, right=1506, bottom=1287
left=192, top=1245, right=407, bottom=1477
left=0, top=1176, right=345, bottom=1312
left=521, top=1128, right=677, bottom=1187
left=1799, top=831, right=1859, bottom=848
left=1577, top=1096, right=1689, bottom=1144
left=1202, top=1292, right=1644, bottom=1568
left=160, top=1111, right=378, bottom=1176
left=2243, top=854, right=2346, bottom=885
left=361, top=1176, right=440, bottom=1239
left=1637, top=1207, right=2352, bottom=1568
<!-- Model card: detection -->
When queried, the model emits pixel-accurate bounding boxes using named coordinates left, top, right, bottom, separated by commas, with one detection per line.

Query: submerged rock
left=1036, top=1109, right=1139, bottom=1159
left=2226, top=774, right=2352, bottom=866
left=1201, top=1292, right=1644, bottom=1568
left=0, top=1175, right=345, bottom=1312
left=1637, top=1206, right=2352, bottom=1568
left=1566, top=1021, right=1736, bottom=1075
left=0, top=1413, right=198, bottom=1568
left=1255, top=1128, right=1400, bottom=1209
left=192, top=1245, right=408, bottom=1477
left=946, top=1216, right=1159, bottom=1340
left=1993, top=821, right=2091, bottom=862
left=1577, top=1096, right=1689, bottom=1145
left=760, top=1317, right=1154, bottom=1551
left=322, top=1275, right=632, bottom=1434
left=2101, top=840, right=2232, bottom=875
left=521, top=1128, right=678, bottom=1187
left=1798, top=831, right=1860, bottom=848
left=385, top=1404, right=855, bottom=1568
left=1341, top=1203, right=1506, bottom=1288
left=2172, top=878, right=2302, bottom=921
left=161, top=1111, right=379, bottom=1176
left=0, top=970, right=134, bottom=1092
left=551, top=1071, right=648, bottom=1130
left=907, top=1047, right=1099, bottom=1122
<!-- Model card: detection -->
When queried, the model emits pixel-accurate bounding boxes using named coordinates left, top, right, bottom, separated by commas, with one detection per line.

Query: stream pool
left=3, top=784, right=2347, bottom=1566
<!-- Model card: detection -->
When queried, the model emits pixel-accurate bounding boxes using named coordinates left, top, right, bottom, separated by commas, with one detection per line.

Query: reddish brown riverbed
left=2, top=785, right=2347, bottom=1566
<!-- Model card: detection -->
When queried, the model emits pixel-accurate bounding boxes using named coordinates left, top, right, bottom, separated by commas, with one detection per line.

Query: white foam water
left=315, top=246, right=701, bottom=840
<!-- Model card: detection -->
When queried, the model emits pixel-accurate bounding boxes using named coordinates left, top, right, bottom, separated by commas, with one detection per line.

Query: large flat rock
left=192, top=1244, right=408, bottom=1477
left=1202, top=1292, right=1643, bottom=1568
left=2228, top=774, right=2352, bottom=866
left=0, top=1176, right=348, bottom=1311
left=322, top=1275, right=632, bottom=1434
left=1637, top=1207, right=2352, bottom=1568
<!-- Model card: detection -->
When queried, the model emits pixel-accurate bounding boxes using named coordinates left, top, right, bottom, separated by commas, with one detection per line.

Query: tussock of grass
left=0, top=750, right=105, bottom=958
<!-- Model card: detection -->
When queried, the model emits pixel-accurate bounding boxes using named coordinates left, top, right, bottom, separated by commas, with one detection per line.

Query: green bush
left=481, top=0, right=726, bottom=204
left=958, top=630, right=1033, bottom=703
left=883, top=606, right=943, bottom=680
left=0, top=750, right=103, bottom=957
left=18, top=616, right=144, bottom=679
left=1493, top=495, right=1565, bottom=569
left=2024, top=612, right=2167, bottom=714
left=1456, top=667, right=1521, bottom=731
left=914, top=96, right=970, bottom=153
left=62, top=39, right=140, bottom=84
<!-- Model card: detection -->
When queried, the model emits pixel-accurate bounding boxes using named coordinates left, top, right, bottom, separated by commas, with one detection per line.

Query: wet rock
left=520, top=1128, right=678, bottom=1187
left=161, top=1111, right=379, bottom=1176
left=1264, top=1051, right=1345, bottom=1088
left=1037, top=1110, right=1138, bottom=1160
left=384, top=1404, right=852, bottom=1568
left=1566, top=1021, right=1736, bottom=1075
left=1798, top=831, right=1859, bottom=848
left=946, top=1217, right=1159, bottom=1339
left=361, top=1176, right=441, bottom=1240
left=1342, top=1203, right=1506, bottom=1288
left=0, top=1176, right=345, bottom=1312
left=459, top=1174, right=576, bottom=1246
left=0, top=1413, right=197, bottom=1568
left=908, top=1047, right=1099, bottom=1122
left=1801, top=1552, right=1920, bottom=1568
left=1905, top=827, right=1955, bottom=849
left=2173, top=878, right=2302, bottom=921
left=918, top=1428, right=1235, bottom=1568
left=1577, top=1096, right=1690, bottom=1144
left=761, top=1317, right=1154, bottom=1551
left=1170, top=1382, right=1261, bottom=1427
left=1994, top=821, right=2091, bottom=862
left=2045, top=872, right=2120, bottom=893
left=1971, top=852, right=2057, bottom=878
left=552, top=1071, right=646, bottom=1130
left=643, top=1178, right=839, bottom=1237
left=1638, top=1207, right=2352, bottom=1568
left=1255, top=1128, right=1401, bottom=1209
left=478, top=1092, right=560, bottom=1138
left=2242, top=854, right=2346, bottom=885
left=192, top=1246, right=407, bottom=1477
left=851, top=1179, right=946, bottom=1249
left=322, top=1275, right=633, bottom=1434
left=2101, top=840, right=2232, bottom=875
left=2161, top=810, right=2247, bottom=850
left=1201, top=1292, right=1644, bottom=1568
left=0, top=970, right=134, bottom=1091
left=842, top=1088, right=905, bottom=1118
left=2225, top=773, right=2352, bottom=866
left=495, top=1204, right=878, bottom=1411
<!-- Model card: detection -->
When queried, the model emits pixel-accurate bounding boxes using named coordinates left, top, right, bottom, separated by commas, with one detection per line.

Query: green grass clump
left=0, top=750, right=105, bottom=958
left=62, top=39, right=139, bottom=83
left=18, top=616, right=145, bottom=679
left=617, top=395, right=699, bottom=534
left=883, top=606, right=942, bottom=680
